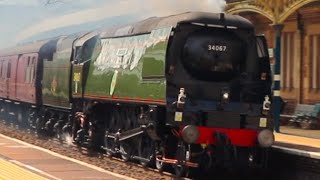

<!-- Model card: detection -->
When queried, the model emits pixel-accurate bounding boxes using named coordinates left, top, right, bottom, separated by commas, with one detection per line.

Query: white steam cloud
left=15, top=0, right=226, bottom=42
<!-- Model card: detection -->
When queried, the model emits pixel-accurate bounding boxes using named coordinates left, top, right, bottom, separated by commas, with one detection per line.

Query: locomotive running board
left=105, top=126, right=146, bottom=142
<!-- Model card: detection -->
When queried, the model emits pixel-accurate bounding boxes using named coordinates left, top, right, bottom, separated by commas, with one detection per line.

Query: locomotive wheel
left=0, top=103, right=3, bottom=119
left=55, top=126, right=62, bottom=140
left=119, top=109, right=137, bottom=161
left=104, top=131, right=116, bottom=157
left=138, top=134, right=154, bottom=167
left=15, top=106, right=27, bottom=128
left=35, top=117, right=44, bottom=135
left=119, top=141, right=132, bottom=161
left=173, top=142, right=188, bottom=177
left=105, top=113, right=117, bottom=156
left=232, top=147, right=250, bottom=174
left=155, top=149, right=168, bottom=172
left=27, top=110, right=36, bottom=130
left=174, top=164, right=188, bottom=178
left=199, top=151, right=213, bottom=172
left=16, top=108, right=23, bottom=127
left=54, top=122, right=63, bottom=140
left=17, top=112, right=23, bottom=125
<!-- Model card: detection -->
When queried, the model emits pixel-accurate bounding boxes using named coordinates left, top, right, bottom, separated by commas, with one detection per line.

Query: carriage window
left=25, top=56, right=32, bottom=83
left=0, top=62, right=4, bottom=79
left=0, top=62, right=2, bottom=79
left=7, top=62, right=11, bottom=78
left=256, top=36, right=269, bottom=58
left=256, top=36, right=271, bottom=81
left=31, top=57, right=36, bottom=83
left=76, top=36, right=101, bottom=64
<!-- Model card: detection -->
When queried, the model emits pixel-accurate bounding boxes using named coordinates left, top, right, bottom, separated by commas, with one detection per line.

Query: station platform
left=273, top=132, right=320, bottom=159
left=0, top=134, right=135, bottom=180
left=0, top=131, right=319, bottom=180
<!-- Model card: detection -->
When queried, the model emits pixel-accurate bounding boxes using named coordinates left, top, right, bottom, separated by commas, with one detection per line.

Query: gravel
left=0, top=121, right=177, bottom=180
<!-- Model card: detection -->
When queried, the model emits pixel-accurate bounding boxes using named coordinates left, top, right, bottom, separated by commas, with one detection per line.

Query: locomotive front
left=161, top=13, right=274, bottom=172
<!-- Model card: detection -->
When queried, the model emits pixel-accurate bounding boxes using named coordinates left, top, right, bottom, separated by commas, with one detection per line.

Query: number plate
left=73, top=73, right=81, bottom=82
left=175, top=112, right=183, bottom=122
left=208, top=45, right=227, bottom=52
left=259, top=118, right=267, bottom=127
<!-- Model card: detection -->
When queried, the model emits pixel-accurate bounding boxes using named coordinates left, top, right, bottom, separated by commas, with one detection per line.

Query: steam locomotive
left=0, top=12, right=274, bottom=176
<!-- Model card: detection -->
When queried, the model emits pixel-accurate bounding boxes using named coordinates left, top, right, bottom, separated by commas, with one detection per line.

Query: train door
left=4, top=59, right=10, bottom=99
left=16, top=55, right=27, bottom=102
left=7, top=56, right=18, bottom=100
left=16, top=54, right=38, bottom=104
left=0, top=59, right=5, bottom=98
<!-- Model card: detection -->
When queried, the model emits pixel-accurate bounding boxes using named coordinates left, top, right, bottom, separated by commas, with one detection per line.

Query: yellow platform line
left=0, top=159, right=47, bottom=180
left=275, top=133, right=320, bottom=149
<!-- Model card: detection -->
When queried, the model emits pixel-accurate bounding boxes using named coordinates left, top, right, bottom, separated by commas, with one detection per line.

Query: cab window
left=76, top=36, right=101, bottom=64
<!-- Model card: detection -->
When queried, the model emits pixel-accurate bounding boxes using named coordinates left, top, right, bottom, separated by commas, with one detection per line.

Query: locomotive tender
left=0, top=12, right=274, bottom=175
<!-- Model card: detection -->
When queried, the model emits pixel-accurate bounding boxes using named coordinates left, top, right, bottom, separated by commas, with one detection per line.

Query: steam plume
left=15, top=0, right=226, bottom=42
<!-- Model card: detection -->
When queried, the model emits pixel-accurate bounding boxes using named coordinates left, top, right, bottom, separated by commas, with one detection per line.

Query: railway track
left=0, top=120, right=178, bottom=180
left=268, top=149, right=320, bottom=180
left=2, top=119, right=320, bottom=180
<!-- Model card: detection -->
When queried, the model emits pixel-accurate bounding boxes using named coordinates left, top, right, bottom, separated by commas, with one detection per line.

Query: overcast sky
left=0, top=0, right=226, bottom=48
